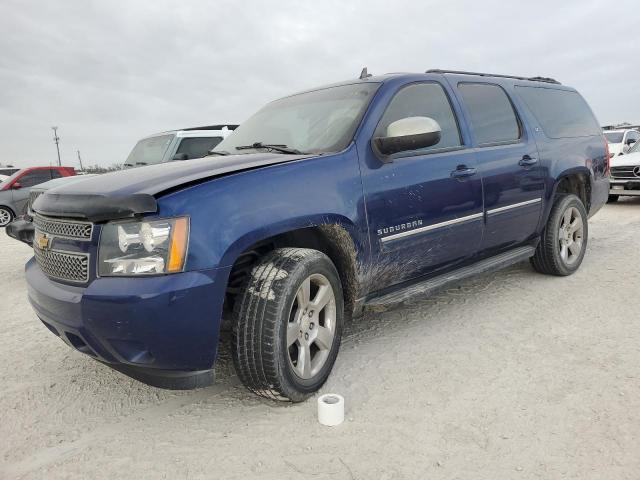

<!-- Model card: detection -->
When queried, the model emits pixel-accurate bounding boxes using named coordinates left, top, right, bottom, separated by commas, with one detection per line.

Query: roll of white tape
left=317, top=393, right=344, bottom=426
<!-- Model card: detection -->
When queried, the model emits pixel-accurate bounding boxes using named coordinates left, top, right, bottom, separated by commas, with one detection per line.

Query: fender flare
left=217, top=213, right=365, bottom=270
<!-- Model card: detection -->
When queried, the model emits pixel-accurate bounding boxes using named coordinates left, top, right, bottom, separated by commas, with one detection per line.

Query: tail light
left=603, top=137, right=611, bottom=174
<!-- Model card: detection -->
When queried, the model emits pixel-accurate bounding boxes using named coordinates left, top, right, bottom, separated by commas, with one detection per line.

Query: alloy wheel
left=0, top=208, right=12, bottom=227
left=558, top=206, right=584, bottom=266
left=286, top=273, right=337, bottom=379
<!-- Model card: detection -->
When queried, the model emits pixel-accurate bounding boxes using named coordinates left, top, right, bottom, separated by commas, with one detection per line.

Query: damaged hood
left=33, top=152, right=315, bottom=222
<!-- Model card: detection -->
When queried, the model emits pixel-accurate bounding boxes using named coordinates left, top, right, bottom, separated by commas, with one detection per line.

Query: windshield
left=213, top=83, right=380, bottom=155
left=124, top=134, right=174, bottom=167
left=604, top=132, right=624, bottom=144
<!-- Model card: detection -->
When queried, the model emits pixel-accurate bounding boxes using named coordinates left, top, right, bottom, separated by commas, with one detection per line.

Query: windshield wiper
left=135, top=162, right=148, bottom=166
left=235, top=142, right=304, bottom=155
left=206, top=150, right=231, bottom=156
left=123, top=163, right=134, bottom=167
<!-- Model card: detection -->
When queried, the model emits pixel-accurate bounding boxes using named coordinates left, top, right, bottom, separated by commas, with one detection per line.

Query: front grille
left=33, top=247, right=89, bottom=283
left=29, top=190, right=44, bottom=211
left=33, top=214, right=93, bottom=240
left=611, top=166, right=640, bottom=179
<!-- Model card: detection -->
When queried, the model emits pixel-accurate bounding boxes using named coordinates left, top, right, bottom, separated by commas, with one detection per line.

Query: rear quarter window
left=515, top=86, right=601, bottom=138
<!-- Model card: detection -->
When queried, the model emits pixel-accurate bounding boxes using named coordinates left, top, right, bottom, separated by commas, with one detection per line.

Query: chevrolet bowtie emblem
left=35, top=232, right=51, bottom=250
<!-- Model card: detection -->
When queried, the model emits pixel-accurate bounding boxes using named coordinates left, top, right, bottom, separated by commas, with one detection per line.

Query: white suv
left=609, top=138, right=640, bottom=201
left=604, top=129, right=640, bottom=158
left=123, top=125, right=238, bottom=168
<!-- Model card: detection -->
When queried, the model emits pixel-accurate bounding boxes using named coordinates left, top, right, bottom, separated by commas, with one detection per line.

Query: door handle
left=451, top=165, right=477, bottom=179
left=519, top=155, right=538, bottom=167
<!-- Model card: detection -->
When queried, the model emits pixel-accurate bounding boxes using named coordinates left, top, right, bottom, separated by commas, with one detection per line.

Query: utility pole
left=51, top=126, right=61, bottom=166
left=76, top=150, right=84, bottom=172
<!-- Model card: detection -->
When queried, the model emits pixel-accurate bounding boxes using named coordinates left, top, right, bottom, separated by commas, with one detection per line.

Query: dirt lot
left=1, top=200, right=639, bottom=480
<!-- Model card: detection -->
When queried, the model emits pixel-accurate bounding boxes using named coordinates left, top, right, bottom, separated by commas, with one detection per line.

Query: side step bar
left=364, top=246, right=535, bottom=307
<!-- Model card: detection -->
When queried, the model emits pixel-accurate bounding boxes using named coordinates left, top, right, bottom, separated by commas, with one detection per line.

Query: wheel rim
left=286, top=273, right=336, bottom=380
left=0, top=208, right=11, bottom=227
left=558, top=206, right=584, bottom=266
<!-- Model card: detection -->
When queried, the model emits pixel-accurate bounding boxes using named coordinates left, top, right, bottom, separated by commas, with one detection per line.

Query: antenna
left=359, top=67, right=372, bottom=79
left=51, top=126, right=61, bottom=166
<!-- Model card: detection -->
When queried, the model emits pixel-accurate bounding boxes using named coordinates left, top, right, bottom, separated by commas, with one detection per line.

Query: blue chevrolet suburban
left=8, top=69, right=609, bottom=401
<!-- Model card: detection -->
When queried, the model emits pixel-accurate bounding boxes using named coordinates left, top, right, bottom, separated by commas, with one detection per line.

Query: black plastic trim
left=32, top=193, right=157, bottom=222
left=105, top=362, right=215, bottom=390
left=5, top=218, right=35, bottom=245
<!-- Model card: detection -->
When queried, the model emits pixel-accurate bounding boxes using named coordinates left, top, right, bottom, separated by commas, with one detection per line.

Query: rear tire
left=607, top=195, right=619, bottom=203
left=0, top=206, right=14, bottom=227
left=232, top=248, right=344, bottom=402
left=530, top=194, right=588, bottom=276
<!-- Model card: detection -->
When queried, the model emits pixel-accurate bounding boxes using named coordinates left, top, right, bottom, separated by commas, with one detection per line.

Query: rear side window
left=458, top=83, right=520, bottom=145
left=515, top=86, right=601, bottom=138
left=376, top=83, right=462, bottom=153
left=175, top=137, right=223, bottom=159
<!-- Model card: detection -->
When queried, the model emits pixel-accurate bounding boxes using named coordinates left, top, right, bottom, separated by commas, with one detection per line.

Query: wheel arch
left=548, top=167, right=592, bottom=214
left=221, top=215, right=364, bottom=317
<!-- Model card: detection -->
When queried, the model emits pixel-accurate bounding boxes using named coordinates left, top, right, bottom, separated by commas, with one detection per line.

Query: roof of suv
left=288, top=69, right=567, bottom=99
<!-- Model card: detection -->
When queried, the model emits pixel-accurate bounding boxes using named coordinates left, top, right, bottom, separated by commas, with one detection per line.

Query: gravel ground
left=1, top=200, right=639, bottom=479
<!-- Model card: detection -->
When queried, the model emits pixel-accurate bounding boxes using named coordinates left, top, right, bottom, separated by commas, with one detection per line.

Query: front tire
left=232, top=248, right=344, bottom=402
left=0, top=206, right=14, bottom=227
left=531, top=194, right=588, bottom=276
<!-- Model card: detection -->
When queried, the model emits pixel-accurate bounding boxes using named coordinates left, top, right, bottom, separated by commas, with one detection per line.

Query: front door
left=12, top=169, right=60, bottom=215
left=359, top=82, right=484, bottom=292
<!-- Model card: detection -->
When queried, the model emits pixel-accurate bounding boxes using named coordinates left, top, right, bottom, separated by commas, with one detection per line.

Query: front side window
left=458, top=83, right=520, bottom=145
left=214, top=83, right=379, bottom=155
left=629, top=137, right=640, bottom=153
left=175, top=137, right=223, bottom=159
left=375, top=83, right=462, bottom=153
left=124, top=134, right=175, bottom=167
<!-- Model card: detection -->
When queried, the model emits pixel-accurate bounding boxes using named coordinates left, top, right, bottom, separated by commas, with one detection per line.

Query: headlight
left=98, top=217, right=189, bottom=276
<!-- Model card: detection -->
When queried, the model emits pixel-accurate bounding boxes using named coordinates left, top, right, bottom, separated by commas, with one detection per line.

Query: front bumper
left=26, top=257, right=231, bottom=389
left=610, top=180, right=640, bottom=196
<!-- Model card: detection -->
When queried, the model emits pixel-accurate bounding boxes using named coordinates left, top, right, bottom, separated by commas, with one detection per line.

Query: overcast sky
left=1, top=0, right=639, bottom=168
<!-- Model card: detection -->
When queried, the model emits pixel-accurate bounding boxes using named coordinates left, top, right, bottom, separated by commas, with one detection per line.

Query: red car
left=0, top=166, right=75, bottom=226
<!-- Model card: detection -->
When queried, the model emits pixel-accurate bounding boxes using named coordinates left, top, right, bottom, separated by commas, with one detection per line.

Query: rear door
left=455, top=82, right=544, bottom=254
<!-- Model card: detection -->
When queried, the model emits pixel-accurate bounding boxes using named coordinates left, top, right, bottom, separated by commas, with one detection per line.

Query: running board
left=364, top=246, right=535, bottom=307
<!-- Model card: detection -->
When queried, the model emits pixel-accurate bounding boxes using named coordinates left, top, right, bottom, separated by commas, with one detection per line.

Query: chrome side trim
left=380, top=212, right=484, bottom=243
left=486, top=198, right=542, bottom=216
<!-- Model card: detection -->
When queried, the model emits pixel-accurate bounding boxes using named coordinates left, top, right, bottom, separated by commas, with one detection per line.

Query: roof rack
left=426, top=69, right=561, bottom=85
left=181, top=124, right=239, bottom=131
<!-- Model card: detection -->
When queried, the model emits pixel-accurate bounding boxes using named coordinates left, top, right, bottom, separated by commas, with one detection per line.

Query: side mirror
left=627, top=138, right=637, bottom=146
left=172, top=153, right=189, bottom=161
left=11, top=182, right=22, bottom=189
left=373, top=117, right=442, bottom=160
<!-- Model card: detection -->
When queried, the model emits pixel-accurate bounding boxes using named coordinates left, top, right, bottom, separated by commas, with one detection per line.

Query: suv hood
left=32, top=152, right=315, bottom=222
left=611, top=150, right=640, bottom=167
